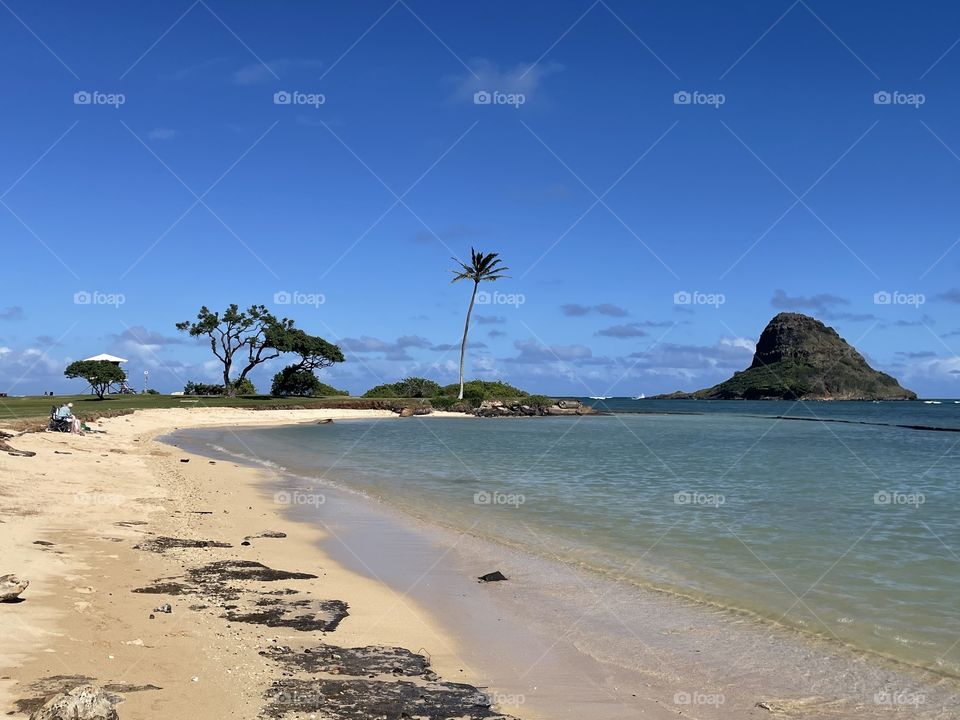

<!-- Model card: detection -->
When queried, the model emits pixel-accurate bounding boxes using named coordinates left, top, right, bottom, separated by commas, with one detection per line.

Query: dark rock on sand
left=133, top=536, right=231, bottom=553
left=132, top=561, right=318, bottom=601
left=478, top=571, right=508, bottom=583
left=263, top=678, right=517, bottom=720
left=223, top=597, right=348, bottom=632
left=244, top=531, right=287, bottom=541
left=191, top=560, right=316, bottom=585
left=264, top=643, right=434, bottom=678
left=131, top=581, right=189, bottom=595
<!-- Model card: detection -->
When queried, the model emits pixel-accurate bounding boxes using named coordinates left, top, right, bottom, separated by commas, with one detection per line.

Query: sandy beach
left=0, top=407, right=517, bottom=720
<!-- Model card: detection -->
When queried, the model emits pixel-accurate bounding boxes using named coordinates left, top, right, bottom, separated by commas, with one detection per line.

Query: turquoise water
left=178, top=401, right=960, bottom=678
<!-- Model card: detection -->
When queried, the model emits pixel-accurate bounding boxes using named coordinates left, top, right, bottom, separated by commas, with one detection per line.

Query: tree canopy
left=64, top=360, right=126, bottom=399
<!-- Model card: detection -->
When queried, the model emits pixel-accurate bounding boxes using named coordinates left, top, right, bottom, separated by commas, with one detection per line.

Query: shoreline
left=0, top=407, right=518, bottom=720
left=4, top=406, right=958, bottom=719
left=170, top=418, right=960, bottom=719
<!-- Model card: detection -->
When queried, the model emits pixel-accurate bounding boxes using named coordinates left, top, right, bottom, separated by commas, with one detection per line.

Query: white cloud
left=449, top=58, right=562, bottom=104
left=232, top=58, right=323, bottom=85
left=145, top=128, right=176, bottom=141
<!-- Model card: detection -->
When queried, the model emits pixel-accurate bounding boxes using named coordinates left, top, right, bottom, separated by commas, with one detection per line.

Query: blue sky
left=2, top=0, right=960, bottom=397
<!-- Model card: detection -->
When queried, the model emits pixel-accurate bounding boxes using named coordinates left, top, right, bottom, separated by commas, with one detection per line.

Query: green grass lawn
left=0, top=393, right=426, bottom=428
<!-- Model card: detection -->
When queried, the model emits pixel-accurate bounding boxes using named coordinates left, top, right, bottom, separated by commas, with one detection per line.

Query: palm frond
left=450, top=248, right=510, bottom=282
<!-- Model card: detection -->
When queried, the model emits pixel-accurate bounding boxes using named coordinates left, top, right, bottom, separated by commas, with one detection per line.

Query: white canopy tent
left=81, top=353, right=133, bottom=394
left=82, top=353, right=128, bottom=364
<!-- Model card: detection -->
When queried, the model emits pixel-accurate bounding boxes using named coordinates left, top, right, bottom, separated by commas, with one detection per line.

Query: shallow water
left=167, top=403, right=960, bottom=715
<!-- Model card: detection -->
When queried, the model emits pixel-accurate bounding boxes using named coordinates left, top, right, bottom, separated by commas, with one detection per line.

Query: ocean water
left=173, top=400, right=960, bottom=681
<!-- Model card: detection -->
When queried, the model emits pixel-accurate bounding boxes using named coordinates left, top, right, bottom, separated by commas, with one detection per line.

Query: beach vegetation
left=184, top=378, right=257, bottom=396
left=176, top=304, right=342, bottom=397
left=271, top=368, right=348, bottom=397
left=363, top=377, right=440, bottom=398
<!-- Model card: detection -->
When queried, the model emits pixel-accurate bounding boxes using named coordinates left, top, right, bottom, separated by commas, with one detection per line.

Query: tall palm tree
left=450, top=248, right=510, bottom=400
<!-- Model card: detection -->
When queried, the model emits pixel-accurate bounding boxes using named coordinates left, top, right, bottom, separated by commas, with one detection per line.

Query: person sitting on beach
left=54, top=403, right=84, bottom=435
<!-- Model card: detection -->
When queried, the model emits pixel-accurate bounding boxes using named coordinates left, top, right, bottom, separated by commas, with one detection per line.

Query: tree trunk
left=458, top=282, right=478, bottom=400
left=223, top=364, right=235, bottom=397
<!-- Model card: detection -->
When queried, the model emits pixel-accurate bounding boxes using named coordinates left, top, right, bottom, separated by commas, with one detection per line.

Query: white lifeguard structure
left=82, top=353, right=134, bottom=394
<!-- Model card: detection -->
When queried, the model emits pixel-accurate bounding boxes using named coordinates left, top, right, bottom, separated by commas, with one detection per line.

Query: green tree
left=64, top=360, right=126, bottom=399
left=177, top=304, right=291, bottom=396
left=395, top=377, right=441, bottom=398
left=271, top=367, right=323, bottom=396
left=269, top=327, right=345, bottom=397
left=450, top=248, right=509, bottom=400
left=274, top=328, right=344, bottom=373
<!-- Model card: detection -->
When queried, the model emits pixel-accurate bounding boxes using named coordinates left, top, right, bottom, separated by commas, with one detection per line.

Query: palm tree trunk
left=458, top=282, right=479, bottom=400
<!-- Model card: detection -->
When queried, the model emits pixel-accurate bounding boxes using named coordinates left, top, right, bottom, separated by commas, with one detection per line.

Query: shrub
left=234, top=378, right=257, bottom=395
left=271, top=366, right=348, bottom=397
left=362, top=383, right=400, bottom=398
left=184, top=379, right=256, bottom=396
left=524, top=394, right=553, bottom=409
left=363, top=377, right=440, bottom=398
left=394, top=377, right=441, bottom=398
left=184, top=381, right=221, bottom=396
left=438, top=380, right=526, bottom=400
